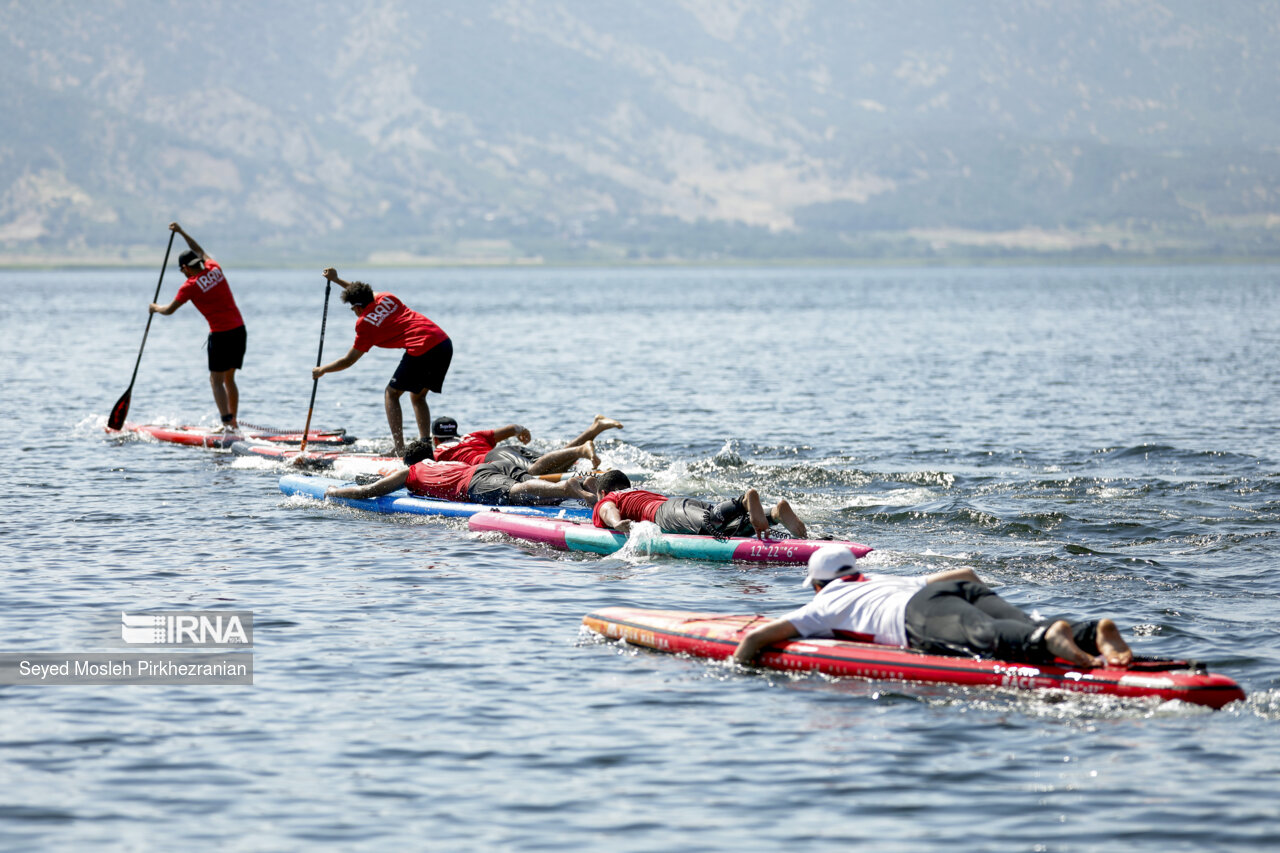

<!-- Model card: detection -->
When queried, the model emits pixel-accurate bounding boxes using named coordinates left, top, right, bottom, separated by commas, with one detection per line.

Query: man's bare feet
left=743, top=489, right=770, bottom=538
left=771, top=499, right=808, bottom=538
left=565, top=477, right=594, bottom=503
left=578, top=440, right=600, bottom=469
left=1044, top=620, right=1103, bottom=668
left=593, top=415, right=623, bottom=431
left=1095, top=618, right=1133, bottom=667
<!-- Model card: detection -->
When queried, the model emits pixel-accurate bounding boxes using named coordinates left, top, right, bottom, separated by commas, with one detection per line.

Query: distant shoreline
left=3, top=254, right=1279, bottom=271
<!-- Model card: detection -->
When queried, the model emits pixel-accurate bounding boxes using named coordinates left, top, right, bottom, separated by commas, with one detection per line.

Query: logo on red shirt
left=362, top=296, right=401, bottom=328
left=193, top=266, right=226, bottom=293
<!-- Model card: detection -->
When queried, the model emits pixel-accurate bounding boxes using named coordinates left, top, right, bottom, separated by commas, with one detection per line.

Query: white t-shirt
left=783, top=574, right=928, bottom=647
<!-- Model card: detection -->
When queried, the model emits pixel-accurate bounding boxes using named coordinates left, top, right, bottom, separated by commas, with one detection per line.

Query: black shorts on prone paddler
left=207, top=325, right=246, bottom=372
left=466, top=457, right=537, bottom=506
left=389, top=337, right=453, bottom=394
left=654, top=495, right=756, bottom=538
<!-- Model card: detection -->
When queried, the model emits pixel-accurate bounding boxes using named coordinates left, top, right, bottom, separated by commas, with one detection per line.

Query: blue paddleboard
left=278, top=474, right=591, bottom=520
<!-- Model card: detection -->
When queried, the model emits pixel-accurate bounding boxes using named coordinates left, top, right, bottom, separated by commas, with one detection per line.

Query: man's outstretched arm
left=924, top=568, right=979, bottom=585
left=314, top=347, right=364, bottom=379
left=492, top=424, right=532, bottom=444
left=322, top=267, right=355, bottom=292
left=733, top=618, right=799, bottom=665
left=324, top=468, right=410, bottom=500
left=170, top=222, right=207, bottom=259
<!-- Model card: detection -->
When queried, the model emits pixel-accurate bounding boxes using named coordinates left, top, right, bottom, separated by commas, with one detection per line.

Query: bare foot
left=772, top=499, right=807, bottom=538
left=1095, top=618, right=1133, bottom=667
left=579, top=440, right=601, bottom=469
left=593, top=415, right=623, bottom=431
left=1044, top=620, right=1103, bottom=668
left=744, top=489, right=770, bottom=538
left=565, top=477, right=594, bottom=503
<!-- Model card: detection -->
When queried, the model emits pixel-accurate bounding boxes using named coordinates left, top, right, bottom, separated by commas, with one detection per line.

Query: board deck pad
left=278, top=474, right=591, bottom=520
left=582, top=607, right=1245, bottom=709
left=469, top=512, right=873, bottom=563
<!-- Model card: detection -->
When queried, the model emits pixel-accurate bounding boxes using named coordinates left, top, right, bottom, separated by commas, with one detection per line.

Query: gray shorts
left=485, top=445, right=539, bottom=468
left=465, top=458, right=531, bottom=505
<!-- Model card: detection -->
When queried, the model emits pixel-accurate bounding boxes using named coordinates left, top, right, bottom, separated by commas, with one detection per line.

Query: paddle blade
left=107, top=388, right=132, bottom=431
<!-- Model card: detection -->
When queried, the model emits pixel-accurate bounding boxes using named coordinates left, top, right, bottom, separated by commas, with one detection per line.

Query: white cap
left=800, top=545, right=860, bottom=588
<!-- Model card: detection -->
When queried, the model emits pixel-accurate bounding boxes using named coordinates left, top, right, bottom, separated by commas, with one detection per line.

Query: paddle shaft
left=108, top=229, right=177, bottom=429
left=299, top=280, right=333, bottom=452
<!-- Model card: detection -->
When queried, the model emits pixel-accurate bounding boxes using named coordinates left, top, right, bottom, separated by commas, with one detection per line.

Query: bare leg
left=508, top=476, right=589, bottom=503
left=1044, top=620, right=1103, bottom=668
left=743, top=488, right=770, bottom=538
left=563, top=414, right=624, bottom=449
left=385, top=386, right=407, bottom=456
left=224, top=369, right=239, bottom=426
left=1095, top=618, right=1133, bottom=666
left=526, top=441, right=596, bottom=476
left=210, top=370, right=236, bottom=427
left=769, top=498, right=807, bottom=538
left=409, top=390, right=431, bottom=444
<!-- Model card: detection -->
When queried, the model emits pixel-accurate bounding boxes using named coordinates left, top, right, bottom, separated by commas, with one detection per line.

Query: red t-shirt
left=404, top=461, right=475, bottom=501
left=433, top=430, right=497, bottom=465
left=173, top=260, right=244, bottom=332
left=352, top=292, right=448, bottom=356
left=591, top=489, right=669, bottom=528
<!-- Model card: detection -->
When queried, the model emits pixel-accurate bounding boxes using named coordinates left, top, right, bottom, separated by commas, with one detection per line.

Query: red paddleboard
left=113, top=422, right=355, bottom=448
left=582, top=607, right=1245, bottom=710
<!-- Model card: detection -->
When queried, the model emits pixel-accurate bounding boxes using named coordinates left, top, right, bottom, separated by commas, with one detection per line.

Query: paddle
left=298, top=278, right=334, bottom=453
left=107, top=229, right=178, bottom=431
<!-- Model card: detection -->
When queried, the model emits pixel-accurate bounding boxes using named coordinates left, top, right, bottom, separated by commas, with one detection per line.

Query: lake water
left=1, top=263, right=1278, bottom=850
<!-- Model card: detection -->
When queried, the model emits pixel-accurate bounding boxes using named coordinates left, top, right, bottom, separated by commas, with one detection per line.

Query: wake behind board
left=239, top=442, right=594, bottom=482
left=114, top=422, right=355, bottom=448
left=233, top=442, right=404, bottom=479
left=583, top=607, right=1245, bottom=710
left=469, top=513, right=873, bottom=564
left=279, top=474, right=591, bottom=520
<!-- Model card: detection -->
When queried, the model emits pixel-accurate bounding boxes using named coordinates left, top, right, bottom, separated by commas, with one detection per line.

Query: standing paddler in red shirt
left=312, top=268, right=453, bottom=457
left=148, top=222, right=246, bottom=430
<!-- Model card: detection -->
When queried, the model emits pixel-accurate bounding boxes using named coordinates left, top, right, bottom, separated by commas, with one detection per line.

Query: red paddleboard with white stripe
left=582, top=607, right=1245, bottom=710
left=113, top=422, right=355, bottom=448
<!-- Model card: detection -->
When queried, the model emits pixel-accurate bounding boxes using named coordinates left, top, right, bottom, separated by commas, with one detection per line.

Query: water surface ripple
left=0, top=265, right=1277, bottom=850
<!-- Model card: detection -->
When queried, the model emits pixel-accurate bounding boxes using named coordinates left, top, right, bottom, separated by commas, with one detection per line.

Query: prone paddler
left=311, top=268, right=453, bottom=457
left=430, top=413, right=624, bottom=475
left=147, top=222, right=246, bottom=430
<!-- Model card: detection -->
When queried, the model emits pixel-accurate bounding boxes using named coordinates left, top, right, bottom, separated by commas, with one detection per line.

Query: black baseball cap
left=431, top=416, right=459, bottom=439
left=177, top=250, right=203, bottom=269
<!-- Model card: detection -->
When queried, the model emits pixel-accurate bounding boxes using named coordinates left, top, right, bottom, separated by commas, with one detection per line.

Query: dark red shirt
left=404, top=461, right=475, bottom=501
left=591, top=489, right=669, bottom=528
left=433, top=430, right=497, bottom=465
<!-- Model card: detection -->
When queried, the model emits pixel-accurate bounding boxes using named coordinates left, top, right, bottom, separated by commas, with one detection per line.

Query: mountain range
left=3, top=0, right=1279, bottom=264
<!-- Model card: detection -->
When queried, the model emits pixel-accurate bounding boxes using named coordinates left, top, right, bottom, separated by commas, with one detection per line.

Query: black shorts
left=207, top=325, right=246, bottom=373
left=654, top=496, right=755, bottom=538
left=466, top=457, right=533, bottom=505
left=389, top=338, right=452, bottom=394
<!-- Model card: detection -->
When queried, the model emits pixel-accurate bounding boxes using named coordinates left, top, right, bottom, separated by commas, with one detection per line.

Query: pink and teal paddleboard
left=468, top=512, right=872, bottom=563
